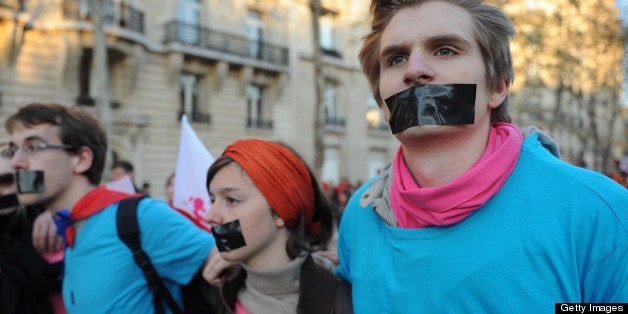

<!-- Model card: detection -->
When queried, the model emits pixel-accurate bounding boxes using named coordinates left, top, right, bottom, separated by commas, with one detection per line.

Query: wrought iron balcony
left=75, top=94, right=121, bottom=109
left=178, top=110, right=211, bottom=124
left=0, top=0, right=22, bottom=10
left=164, top=21, right=289, bottom=67
left=247, top=118, right=273, bottom=130
left=367, top=122, right=389, bottom=131
left=321, top=47, right=343, bottom=59
left=325, top=116, right=346, bottom=127
left=63, top=0, right=144, bottom=34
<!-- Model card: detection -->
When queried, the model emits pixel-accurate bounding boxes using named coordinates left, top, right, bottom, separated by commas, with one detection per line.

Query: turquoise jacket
left=337, top=134, right=628, bottom=313
left=63, top=197, right=214, bottom=313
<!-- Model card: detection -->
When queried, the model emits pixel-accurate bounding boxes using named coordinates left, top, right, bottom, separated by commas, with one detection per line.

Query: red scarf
left=390, top=122, right=523, bottom=228
left=65, top=186, right=139, bottom=247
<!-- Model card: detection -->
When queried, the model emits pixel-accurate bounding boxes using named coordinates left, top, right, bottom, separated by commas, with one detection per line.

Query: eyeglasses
left=0, top=173, right=15, bottom=187
left=0, top=139, right=74, bottom=160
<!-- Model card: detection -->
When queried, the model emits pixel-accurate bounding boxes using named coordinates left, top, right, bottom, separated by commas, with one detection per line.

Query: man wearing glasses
left=3, top=103, right=215, bottom=313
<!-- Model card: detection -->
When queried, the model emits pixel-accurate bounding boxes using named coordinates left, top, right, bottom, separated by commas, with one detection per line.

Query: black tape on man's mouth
left=16, top=170, right=44, bottom=194
left=384, top=84, right=476, bottom=134
left=0, top=193, right=19, bottom=209
left=211, top=219, right=247, bottom=252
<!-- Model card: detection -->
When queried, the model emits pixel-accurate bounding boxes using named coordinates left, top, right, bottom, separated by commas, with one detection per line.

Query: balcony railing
left=368, top=122, right=388, bottom=131
left=76, top=94, right=121, bottom=109
left=321, top=47, right=343, bottom=59
left=178, top=110, right=211, bottom=124
left=164, top=21, right=289, bottom=67
left=0, top=0, right=22, bottom=10
left=63, top=0, right=145, bottom=34
left=247, top=118, right=273, bottom=130
left=325, top=116, right=346, bottom=127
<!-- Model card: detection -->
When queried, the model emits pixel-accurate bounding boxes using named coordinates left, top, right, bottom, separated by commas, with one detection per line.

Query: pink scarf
left=390, top=122, right=523, bottom=228
left=235, top=300, right=251, bottom=314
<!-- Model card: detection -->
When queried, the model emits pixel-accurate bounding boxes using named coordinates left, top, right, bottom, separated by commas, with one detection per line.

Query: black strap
left=116, top=196, right=184, bottom=314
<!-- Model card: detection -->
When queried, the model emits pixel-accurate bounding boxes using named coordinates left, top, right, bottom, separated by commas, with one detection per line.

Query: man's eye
left=2, top=145, right=15, bottom=155
left=26, top=144, right=42, bottom=153
left=389, top=55, right=407, bottom=66
left=1, top=148, right=14, bottom=158
left=435, top=47, right=456, bottom=57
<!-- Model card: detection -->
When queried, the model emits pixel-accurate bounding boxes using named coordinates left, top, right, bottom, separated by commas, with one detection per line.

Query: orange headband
left=222, top=139, right=317, bottom=234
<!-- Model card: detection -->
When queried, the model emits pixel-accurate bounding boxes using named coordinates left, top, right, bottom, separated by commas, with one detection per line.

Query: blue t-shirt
left=337, top=135, right=628, bottom=313
left=63, top=197, right=214, bottom=313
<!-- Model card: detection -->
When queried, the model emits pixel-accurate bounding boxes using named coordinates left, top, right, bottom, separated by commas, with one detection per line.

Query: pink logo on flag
left=173, top=115, right=215, bottom=229
left=186, top=196, right=207, bottom=222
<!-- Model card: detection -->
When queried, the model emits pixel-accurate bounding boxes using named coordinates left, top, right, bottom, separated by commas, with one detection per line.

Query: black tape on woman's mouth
left=384, top=84, right=476, bottom=134
left=211, top=219, right=247, bottom=252
left=16, top=170, right=45, bottom=194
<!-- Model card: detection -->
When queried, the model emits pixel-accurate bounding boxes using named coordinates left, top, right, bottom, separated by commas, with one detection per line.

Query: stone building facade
left=0, top=0, right=398, bottom=199
left=4, top=0, right=621, bottom=200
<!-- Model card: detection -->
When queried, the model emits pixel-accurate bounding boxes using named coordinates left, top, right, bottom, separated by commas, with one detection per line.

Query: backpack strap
left=116, top=196, right=184, bottom=314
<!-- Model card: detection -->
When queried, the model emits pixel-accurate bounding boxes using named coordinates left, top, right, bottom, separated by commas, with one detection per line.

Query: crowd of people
left=608, top=158, right=628, bottom=189
left=1, top=0, right=626, bottom=313
left=321, top=179, right=360, bottom=213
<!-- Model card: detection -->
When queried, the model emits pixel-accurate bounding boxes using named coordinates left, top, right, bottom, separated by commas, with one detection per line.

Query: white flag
left=173, top=115, right=215, bottom=229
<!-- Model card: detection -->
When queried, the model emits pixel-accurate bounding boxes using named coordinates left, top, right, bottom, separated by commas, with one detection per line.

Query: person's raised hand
left=32, top=210, right=63, bottom=253
left=202, top=245, right=237, bottom=287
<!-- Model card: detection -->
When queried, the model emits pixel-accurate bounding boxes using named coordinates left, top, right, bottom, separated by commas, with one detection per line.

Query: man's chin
left=394, top=124, right=446, bottom=137
left=394, top=124, right=470, bottom=142
left=16, top=194, right=43, bottom=207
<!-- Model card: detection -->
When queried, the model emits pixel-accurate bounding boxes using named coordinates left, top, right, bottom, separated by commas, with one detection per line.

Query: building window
left=179, top=73, right=209, bottom=123
left=246, top=10, right=264, bottom=59
left=246, top=84, right=272, bottom=129
left=77, top=48, right=122, bottom=108
left=177, top=0, right=200, bottom=44
left=103, top=0, right=123, bottom=26
left=368, top=149, right=386, bottom=179
left=366, top=96, right=387, bottom=131
left=321, top=146, right=340, bottom=185
left=68, top=0, right=143, bottom=33
left=78, top=49, right=94, bottom=106
left=320, top=10, right=341, bottom=58
left=324, top=80, right=345, bottom=127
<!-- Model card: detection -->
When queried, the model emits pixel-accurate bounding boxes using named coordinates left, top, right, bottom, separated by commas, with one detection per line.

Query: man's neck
left=49, top=179, right=98, bottom=214
left=400, top=125, right=490, bottom=188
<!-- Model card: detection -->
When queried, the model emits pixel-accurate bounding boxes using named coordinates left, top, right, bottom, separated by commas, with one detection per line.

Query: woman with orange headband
left=203, top=139, right=352, bottom=314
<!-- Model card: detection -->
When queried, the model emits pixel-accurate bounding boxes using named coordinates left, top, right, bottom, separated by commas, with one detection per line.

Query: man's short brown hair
left=5, top=103, right=107, bottom=185
left=360, top=0, right=515, bottom=123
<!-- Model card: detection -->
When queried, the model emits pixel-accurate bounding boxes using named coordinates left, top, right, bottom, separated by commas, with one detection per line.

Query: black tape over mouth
left=211, top=219, right=247, bottom=252
left=384, top=84, right=476, bottom=134
left=0, top=193, right=19, bottom=210
left=16, top=170, right=44, bottom=194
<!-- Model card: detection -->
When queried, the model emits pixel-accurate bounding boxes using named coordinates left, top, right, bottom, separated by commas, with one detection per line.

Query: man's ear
left=488, top=79, right=510, bottom=109
left=72, top=146, right=94, bottom=175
